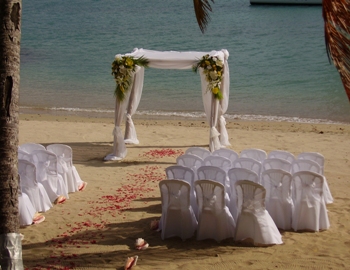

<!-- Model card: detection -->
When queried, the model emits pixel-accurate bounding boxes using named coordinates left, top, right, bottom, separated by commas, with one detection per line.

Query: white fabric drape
left=218, top=49, right=231, bottom=147
left=104, top=48, right=231, bottom=161
left=124, top=66, right=144, bottom=144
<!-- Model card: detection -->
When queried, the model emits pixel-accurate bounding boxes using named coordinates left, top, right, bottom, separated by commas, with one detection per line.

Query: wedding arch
left=104, top=48, right=231, bottom=161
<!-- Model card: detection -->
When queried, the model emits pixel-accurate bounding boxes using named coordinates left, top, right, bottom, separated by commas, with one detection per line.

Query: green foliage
left=193, top=54, right=224, bottom=100
left=112, top=55, right=149, bottom=101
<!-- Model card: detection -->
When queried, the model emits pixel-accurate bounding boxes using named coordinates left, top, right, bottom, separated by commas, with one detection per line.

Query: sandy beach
left=18, top=113, right=350, bottom=270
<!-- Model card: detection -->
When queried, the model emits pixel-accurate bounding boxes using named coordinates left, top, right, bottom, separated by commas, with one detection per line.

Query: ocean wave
left=19, top=106, right=348, bottom=125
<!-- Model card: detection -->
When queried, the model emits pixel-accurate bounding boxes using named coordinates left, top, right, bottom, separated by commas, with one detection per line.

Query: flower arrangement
left=193, top=54, right=224, bottom=100
left=112, top=55, right=149, bottom=101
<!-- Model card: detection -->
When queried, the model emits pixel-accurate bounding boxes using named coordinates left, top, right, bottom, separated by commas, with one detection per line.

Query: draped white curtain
left=104, top=48, right=231, bottom=161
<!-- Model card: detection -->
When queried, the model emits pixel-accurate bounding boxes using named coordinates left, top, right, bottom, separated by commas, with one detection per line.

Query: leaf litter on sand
left=27, top=149, right=178, bottom=270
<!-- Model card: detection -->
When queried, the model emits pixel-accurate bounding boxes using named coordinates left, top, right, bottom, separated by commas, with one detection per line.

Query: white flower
left=216, top=60, right=223, bottom=67
left=115, top=54, right=122, bottom=60
left=209, top=71, right=218, bottom=80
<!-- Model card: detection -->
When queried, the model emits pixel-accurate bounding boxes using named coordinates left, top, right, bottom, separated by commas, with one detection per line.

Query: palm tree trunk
left=0, top=0, right=23, bottom=269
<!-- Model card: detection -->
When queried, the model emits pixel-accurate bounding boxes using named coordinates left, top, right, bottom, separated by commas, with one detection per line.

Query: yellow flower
left=125, top=58, right=134, bottom=67
left=205, top=60, right=210, bottom=66
left=212, top=87, right=219, bottom=94
left=217, top=71, right=221, bottom=76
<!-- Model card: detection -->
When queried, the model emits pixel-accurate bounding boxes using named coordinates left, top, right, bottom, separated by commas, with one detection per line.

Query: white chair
left=197, top=165, right=230, bottom=205
left=212, top=148, right=239, bottom=165
left=19, top=143, right=46, bottom=153
left=291, top=159, right=321, bottom=174
left=227, top=167, right=260, bottom=219
left=262, top=158, right=292, bottom=173
left=195, top=180, right=235, bottom=242
left=240, top=148, right=267, bottom=163
left=46, top=144, right=86, bottom=193
left=18, top=148, right=33, bottom=162
left=165, top=165, right=197, bottom=217
left=18, top=159, right=52, bottom=213
left=297, top=152, right=325, bottom=174
left=18, top=191, right=37, bottom=226
left=31, top=150, right=69, bottom=203
left=176, top=154, right=203, bottom=177
left=159, top=179, right=197, bottom=241
left=185, top=147, right=211, bottom=159
left=291, top=171, right=330, bottom=232
left=296, top=152, right=333, bottom=204
left=234, top=180, right=283, bottom=246
left=261, top=169, right=294, bottom=230
left=268, top=150, right=295, bottom=163
left=202, top=155, right=232, bottom=172
left=232, top=157, right=262, bottom=180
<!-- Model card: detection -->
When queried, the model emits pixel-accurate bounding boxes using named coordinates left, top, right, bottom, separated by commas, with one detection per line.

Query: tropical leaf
left=193, top=0, right=215, bottom=33
left=323, top=0, right=350, bottom=101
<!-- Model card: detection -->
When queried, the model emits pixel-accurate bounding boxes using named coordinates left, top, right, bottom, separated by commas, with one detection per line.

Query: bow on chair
left=242, top=197, right=265, bottom=215
left=203, top=195, right=217, bottom=211
left=302, top=182, right=321, bottom=208
left=169, top=190, right=182, bottom=209
left=56, top=154, right=69, bottom=174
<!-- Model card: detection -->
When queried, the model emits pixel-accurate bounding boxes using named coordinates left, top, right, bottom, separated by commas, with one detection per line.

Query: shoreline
left=19, top=106, right=350, bottom=126
left=19, top=113, right=350, bottom=135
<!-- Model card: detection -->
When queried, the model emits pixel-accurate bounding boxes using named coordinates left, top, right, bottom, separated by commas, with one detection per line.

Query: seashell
left=124, top=255, right=138, bottom=270
left=135, top=238, right=149, bottom=250
left=150, top=219, right=159, bottom=230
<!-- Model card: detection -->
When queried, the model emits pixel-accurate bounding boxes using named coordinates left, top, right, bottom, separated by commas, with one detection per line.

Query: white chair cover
left=227, top=167, right=260, bottom=219
left=261, top=169, right=294, bottom=230
left=262, top=158, right=292, bottom=173
left=235, top=180, right=283, bottom=246
left=18, top=148, right=33, bottom=162
left=176, top=154, right=203, bottom=178
left=291, top=159, right=334, bottom=204
left=240, top=148, right=267, bottom=163
left=268, top=150, right=295, bottom=163
left=212, top=148, right=239, bottom=165
left=159, top=179, right=197, bottom=241
left=105, top=48, right=231, bottom=160
left=185, top=147, right=211, bottom=159
left=19, top=143, right=45, bottom=153
left=195, top=180, right=235, bottom=242
left=291, top=159, right=321, bottom=174
left=18, top=160, right=52, bottom=212
left=232, top=157, right=263, bottom=181
left=202, top=155, right=232, bottom=172
left=197, top=165, right=230, bottom=205
left=296, top=152, right=333, bottom=204
left=291, top=171, right=330, bottom=232
left=297, top=152, right=325, bottom=174
left=31, top=150, right=69, bottom=202
left=165, top=165, right=197, bottom=217
left=47, top=144, right=80, bottom=193
left=18, top=192, right=36, bottom=226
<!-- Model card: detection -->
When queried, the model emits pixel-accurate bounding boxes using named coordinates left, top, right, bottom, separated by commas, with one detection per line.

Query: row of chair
left=184, top=147, right=324, bottom=169
left=176, top=148, right=333, bottom=204
left=17, top=143, right=87, bottom=226
left=159, top=178, right=283, bottom=246
left=165, top=164, right=330, bottom=233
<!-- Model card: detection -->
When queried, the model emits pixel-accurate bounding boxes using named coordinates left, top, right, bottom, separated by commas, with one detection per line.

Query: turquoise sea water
left=20, top=0, right=350, bottom=123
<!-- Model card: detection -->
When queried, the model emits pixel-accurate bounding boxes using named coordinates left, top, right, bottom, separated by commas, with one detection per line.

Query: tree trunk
left=0, top=0, right=23, bottom=269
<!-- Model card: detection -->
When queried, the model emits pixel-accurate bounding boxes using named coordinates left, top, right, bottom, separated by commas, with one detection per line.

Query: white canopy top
left=125, top=48, right=229, bottom=70
left=104, top=48, right=231, bottom=161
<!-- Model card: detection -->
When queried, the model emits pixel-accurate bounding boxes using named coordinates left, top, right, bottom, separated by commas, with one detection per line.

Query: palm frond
left=323, top=0, right=350, bottom=101
left=193, top=0, right=215, bottom=33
